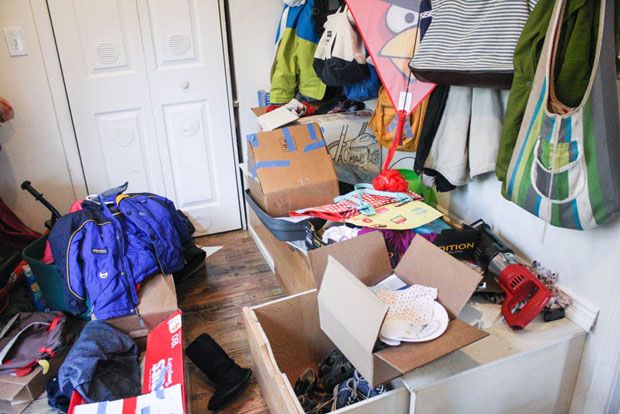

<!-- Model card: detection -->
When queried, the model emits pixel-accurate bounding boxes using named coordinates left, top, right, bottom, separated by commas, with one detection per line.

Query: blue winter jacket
left=49, top=184, right=192, bottom=320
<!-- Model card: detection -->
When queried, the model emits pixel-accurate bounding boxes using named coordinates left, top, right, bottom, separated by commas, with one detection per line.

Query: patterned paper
left=377, top=284, right=437, bottom=326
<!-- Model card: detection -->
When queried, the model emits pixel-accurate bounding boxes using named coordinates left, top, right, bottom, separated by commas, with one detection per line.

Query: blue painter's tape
left=97, top=402, right=108, bottom=414
left=248, top=159, right=257, bottom=178
left=304, top=141, right=326, bottom=152
left=282, top=128, right=296, bottom=152
left=156, top=387, right=165, bottom=399
left=154, top=367, right=167, bottom=399
left=257, top=160, right=291, bottom=168
left=251, top=160, right=291, bottom=177
left=246, top=133, right=259, bottom=147
left=307, top=124, right=318, bottom=141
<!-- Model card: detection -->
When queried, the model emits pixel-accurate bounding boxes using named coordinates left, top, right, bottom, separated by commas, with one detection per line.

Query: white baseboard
left=558, top=284, right=599, bottom=332
left=248, top=224, right=275, bottom=273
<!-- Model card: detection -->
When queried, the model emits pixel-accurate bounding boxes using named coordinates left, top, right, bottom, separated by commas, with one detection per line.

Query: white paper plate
left=380, top=301, right=449, bottom=344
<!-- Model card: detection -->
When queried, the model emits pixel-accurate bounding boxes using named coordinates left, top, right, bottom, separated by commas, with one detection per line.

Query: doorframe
left=218, top=0, right=247, bottom=230
left=30, top=0, right=88, bottom=198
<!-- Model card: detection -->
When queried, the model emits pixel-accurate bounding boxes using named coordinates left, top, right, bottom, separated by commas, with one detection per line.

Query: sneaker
left=309, top=392, right=334, bottom=414
left=353, top=370, right=387, bottom=400
left=332, top=378, right=358, bottom=410
left=298, top=390, right=333, bottom=414
left=294, top=368, right=317, bottom=397
left=318, top=349, right=355, bottom=390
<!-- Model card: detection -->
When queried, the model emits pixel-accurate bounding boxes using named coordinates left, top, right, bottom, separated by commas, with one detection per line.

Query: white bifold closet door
left=48, top=0, right=242, bottom=235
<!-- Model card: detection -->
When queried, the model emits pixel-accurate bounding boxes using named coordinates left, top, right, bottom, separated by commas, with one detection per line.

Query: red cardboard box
left=68, top=311, right=188, bottom=414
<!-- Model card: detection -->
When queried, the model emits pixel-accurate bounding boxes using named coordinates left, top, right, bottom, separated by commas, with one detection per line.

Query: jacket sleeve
left=49, top=215, right=88, bottom=315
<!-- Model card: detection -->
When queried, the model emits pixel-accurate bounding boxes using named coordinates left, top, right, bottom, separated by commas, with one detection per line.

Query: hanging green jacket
left=270, top=0, right=327, bottom=104
left=496, top=0, right=600, bottom=182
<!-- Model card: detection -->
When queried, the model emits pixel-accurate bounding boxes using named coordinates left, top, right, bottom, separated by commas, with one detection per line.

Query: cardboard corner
left=137, top=274, right=177, bottom=312
left=251, top=107, right=267, bottom=117
left=104, top=274, right=178, bottom=337
left=318, top=257, right=388, bottom=380
left=374, top=320, right=489, bottom=381
left=394, top=236, right=482, bottom=319
left=308, top=232, right=392, bottom=288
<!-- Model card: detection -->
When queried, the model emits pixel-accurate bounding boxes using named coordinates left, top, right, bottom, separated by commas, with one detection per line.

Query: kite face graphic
left=346, top=0, right=430, bottom=113
left=381, top=0, right=421, bottom=78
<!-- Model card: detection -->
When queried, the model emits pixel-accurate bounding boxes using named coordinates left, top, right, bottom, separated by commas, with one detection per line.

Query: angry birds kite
left=346, top=0, right=435, bottom=191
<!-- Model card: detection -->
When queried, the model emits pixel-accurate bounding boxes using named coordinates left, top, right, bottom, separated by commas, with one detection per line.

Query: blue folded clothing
left=58, top=321, right=141, bottom=403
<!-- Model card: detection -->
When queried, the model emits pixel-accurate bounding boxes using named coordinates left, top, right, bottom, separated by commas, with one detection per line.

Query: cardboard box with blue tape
left=247, top=123, right=339, bottom=217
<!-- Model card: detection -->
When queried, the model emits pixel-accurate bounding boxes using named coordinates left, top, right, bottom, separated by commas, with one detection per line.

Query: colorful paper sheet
left=346, top=200, right=443, bottom=230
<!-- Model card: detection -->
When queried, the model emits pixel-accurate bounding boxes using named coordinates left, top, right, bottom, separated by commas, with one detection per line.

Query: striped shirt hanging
left=410, top=0, right=538, bottom=89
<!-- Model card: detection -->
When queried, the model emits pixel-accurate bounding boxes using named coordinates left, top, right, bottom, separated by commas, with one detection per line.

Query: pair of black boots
left=186, top=333, right=252, bottom=411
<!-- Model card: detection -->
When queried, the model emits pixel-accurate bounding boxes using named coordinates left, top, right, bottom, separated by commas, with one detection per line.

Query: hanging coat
left=270, top=0, right=327, bottom=103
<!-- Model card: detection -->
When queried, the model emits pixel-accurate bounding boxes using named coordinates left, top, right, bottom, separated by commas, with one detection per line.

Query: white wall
left=0, top=0, right=85, bottom=232
left=448, top=174, right=620, bottom=413
left=227, top=0, right=282, bottom=161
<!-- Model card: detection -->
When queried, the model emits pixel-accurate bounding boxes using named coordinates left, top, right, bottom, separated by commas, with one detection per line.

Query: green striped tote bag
left=503, top=0, right=620, bottom=230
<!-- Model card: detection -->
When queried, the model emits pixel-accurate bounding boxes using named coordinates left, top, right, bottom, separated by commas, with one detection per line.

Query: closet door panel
left=48, top=0, right=165, bottom=195
left=49, top=0, right=242, bottom=234
left=137, top=0, right=242, bottom=234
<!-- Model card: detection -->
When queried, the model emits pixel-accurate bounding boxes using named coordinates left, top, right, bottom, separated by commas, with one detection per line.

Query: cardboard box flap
left=373, top=320, right=489, bottom=383
left=394, top=237, right=482, bottom=319
left=136, top=274, right=177, bottom=314
left=104, top=274, right=178, bottom=337
left=318, top=257, right=388, bottom=379
left=308, top=232, right=392, bottom=288
left=251, top=107, right=267, bottom=117
left=0, top=379, right=30, bottom=402
left=248, top=124, right=325, bottom=163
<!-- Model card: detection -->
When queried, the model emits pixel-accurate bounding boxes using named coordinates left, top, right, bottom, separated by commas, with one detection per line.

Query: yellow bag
left=369, top=87, right=429, bottom=152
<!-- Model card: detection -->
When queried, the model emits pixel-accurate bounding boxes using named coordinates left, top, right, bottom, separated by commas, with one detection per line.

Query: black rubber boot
left=185, top=333, right=252, bottom=411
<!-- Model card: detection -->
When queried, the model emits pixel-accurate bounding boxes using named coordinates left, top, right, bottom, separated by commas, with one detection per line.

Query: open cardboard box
left=247, top=123, right=339, bottom=217
left=248, top=208, right=409, bottom=295
left=0, top=351, right=67, bottom=414
left=68, top=274, right=190, bottom=414
left=251, top=108, right=381, bottom=176
left=243, top=290, right=411, bottom=414
left=69, top=310, right=188, bottom=414
left=315, top=232, right=489, bottom=387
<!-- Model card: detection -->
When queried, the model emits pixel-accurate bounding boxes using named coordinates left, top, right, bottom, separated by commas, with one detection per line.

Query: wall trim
left=559, top=284, right=600, bottom=332
left=248, top=223, right=275, bottom=273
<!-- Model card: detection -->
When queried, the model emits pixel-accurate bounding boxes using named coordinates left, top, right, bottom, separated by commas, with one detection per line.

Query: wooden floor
left=180, top=230, right=283, bottom=414
left=25, top=229, right=282, bottom=414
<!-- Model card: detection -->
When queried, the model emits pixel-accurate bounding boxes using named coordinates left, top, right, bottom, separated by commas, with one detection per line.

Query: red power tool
left=472, top=220, right=552, bottom=330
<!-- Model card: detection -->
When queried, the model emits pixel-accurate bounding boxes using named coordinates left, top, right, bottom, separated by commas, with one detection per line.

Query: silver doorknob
left=179, top=81, right=190, bottom=89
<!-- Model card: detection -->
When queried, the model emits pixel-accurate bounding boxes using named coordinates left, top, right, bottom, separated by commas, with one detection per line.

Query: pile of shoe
left=294, top=349, right=388, bottom=413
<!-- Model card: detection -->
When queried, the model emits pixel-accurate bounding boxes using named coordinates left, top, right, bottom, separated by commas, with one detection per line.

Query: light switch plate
left=3, top=27, right=28, bottom=57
